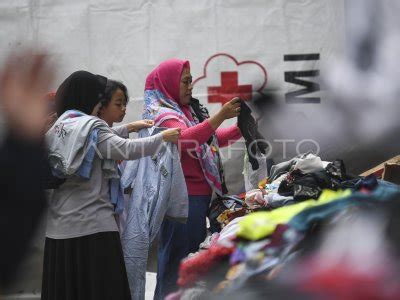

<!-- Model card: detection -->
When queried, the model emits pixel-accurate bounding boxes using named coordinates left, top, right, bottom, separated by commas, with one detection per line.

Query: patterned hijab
left=143, top=59, right=227, bottom=196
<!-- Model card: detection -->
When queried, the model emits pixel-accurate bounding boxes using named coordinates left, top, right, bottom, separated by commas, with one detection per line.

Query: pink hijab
left=145, top=58, right=192, bottom=120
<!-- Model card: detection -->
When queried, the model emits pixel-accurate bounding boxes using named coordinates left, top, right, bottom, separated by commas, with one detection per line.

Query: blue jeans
left=154, top=195, right=211, bottom=299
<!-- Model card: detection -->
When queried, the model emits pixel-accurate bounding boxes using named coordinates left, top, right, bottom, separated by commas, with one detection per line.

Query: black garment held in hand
left=237, top=100, right=268, bottom=170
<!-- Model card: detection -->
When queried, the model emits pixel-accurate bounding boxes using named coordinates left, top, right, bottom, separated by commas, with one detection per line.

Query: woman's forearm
left=207, top=111, right=225, bottom=130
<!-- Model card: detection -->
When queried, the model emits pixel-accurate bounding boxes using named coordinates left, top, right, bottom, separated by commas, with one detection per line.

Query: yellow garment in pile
left=237, top=189, right=351, bottom=240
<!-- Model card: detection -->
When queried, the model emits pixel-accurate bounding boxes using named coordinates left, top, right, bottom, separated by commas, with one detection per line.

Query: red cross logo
left=192, top=53, right=268, bottom=106
left=207, top=71, right=253, bottom=105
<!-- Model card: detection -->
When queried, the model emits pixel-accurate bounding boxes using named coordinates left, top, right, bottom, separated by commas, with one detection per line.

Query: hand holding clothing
left=126, top=119, right=154, bottom=132
left=219, top=97, right=242, bottom=119
left=161, top=127, right=181, bottom=143
left=208, top=97, right=241, bottom=130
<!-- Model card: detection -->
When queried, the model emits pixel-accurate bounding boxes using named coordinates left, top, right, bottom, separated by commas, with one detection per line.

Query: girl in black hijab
left=42, top=71, right=180, bottom=300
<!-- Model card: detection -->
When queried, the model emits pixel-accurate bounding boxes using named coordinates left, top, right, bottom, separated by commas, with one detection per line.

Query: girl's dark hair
left=56, top=70, right=108, bottom=116
left=100, top=80, right=129, bottom=108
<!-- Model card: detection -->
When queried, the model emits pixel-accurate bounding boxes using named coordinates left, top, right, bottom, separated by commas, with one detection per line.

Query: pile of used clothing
left=166, top=153, right=400, bottom=300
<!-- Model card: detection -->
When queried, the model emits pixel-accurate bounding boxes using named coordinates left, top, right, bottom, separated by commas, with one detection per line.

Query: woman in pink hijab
left=143, top=59, right=242, bottom=298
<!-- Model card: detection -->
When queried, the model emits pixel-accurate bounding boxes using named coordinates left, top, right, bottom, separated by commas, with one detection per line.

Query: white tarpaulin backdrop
left=0, top=0, right=355, bottom=297
left=0, top=0, right=347, bottom=182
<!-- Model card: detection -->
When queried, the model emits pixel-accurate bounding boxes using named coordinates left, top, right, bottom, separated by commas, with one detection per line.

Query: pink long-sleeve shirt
left=160, top=119, right=242, bottom=195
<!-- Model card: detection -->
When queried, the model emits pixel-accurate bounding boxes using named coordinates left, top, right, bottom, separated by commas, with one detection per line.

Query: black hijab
left=56, top=70, right=108, bottom=116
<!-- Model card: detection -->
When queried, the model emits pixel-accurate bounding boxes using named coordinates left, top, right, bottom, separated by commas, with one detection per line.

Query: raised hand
left=0, top=49, right=55, bottom=140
